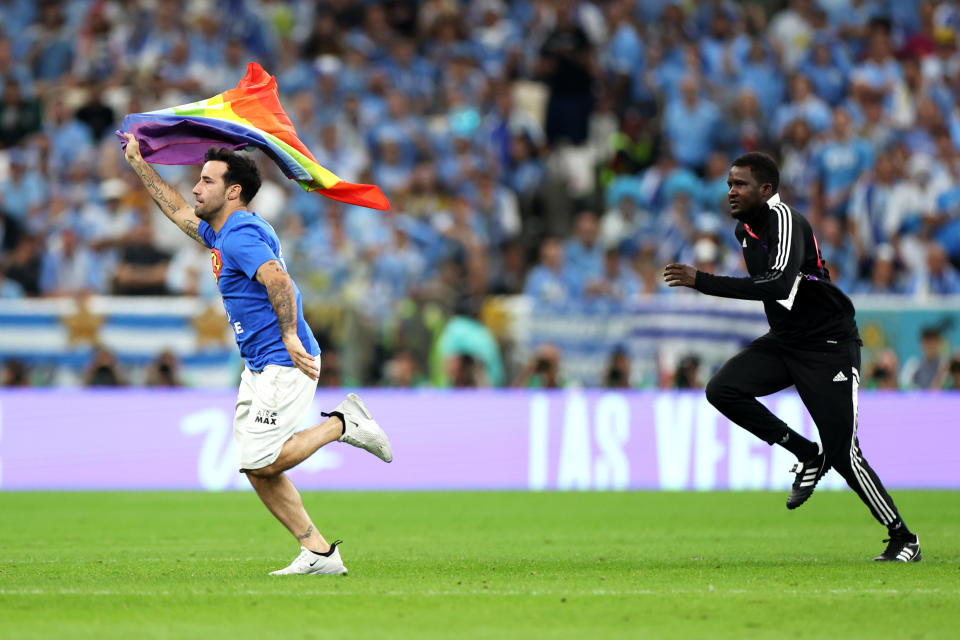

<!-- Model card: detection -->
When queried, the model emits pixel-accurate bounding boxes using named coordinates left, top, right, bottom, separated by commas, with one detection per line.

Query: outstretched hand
left=663, top=263, right=697, bottom=288
left=121, top=132, right=142, bottom=165
left=283, top=334, right=320, bottom=380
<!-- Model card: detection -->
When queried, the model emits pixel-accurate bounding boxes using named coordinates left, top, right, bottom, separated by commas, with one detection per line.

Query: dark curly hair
left=731, top=151, right=780, bottom=193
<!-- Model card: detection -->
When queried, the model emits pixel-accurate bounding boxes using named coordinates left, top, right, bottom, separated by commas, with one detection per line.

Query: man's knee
left=244, top=463, right=281, bottom=479
left=704, top=375, right=733, bottom=408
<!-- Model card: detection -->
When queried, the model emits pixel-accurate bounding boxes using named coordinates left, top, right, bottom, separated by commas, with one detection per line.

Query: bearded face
left=192, top=160, right=231, bottom=221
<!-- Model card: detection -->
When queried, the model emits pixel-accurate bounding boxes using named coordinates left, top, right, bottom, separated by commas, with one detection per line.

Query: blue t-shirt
left=815, top=138, right=874, bottom=214
left=198, top=211, right=320, bottom=371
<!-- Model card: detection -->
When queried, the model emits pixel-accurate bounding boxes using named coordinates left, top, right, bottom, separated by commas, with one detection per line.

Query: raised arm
left=255, top=259, right=319, bottom=380
left=121, top=132, right=206, bottom=246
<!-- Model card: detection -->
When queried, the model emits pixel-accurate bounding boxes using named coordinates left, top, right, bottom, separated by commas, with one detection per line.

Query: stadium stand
left=2, top=0, right=960, bottom=389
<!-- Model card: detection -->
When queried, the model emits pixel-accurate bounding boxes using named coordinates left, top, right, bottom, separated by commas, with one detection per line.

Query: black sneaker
left=873, top=534, right=922, bottom=562
left=786, top=449, right=828, bottom=509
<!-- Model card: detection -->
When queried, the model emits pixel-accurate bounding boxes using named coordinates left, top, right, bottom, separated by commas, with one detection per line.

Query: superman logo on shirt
left=210, top=248, right=223, bottom=282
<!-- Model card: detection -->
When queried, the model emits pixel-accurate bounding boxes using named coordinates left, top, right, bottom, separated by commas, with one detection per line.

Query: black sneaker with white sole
left=873, top=534, right=922, bottom=562
left=786, top=449, right=828, bottom=509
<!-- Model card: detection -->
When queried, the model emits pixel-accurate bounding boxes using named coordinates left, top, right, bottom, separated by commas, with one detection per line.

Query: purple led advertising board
left=0, top=390, right=955, bottom=490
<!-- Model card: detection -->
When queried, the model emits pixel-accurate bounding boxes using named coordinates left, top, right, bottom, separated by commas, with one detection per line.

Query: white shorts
left=233, top=356, right=319, bottom=471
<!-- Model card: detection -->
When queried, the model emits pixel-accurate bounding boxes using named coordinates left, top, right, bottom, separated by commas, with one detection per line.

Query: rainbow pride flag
left=118, top=63, right=389, bottom=210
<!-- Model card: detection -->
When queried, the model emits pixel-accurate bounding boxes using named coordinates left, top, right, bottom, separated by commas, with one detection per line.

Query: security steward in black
left=664, top=152, right=920, bottom=562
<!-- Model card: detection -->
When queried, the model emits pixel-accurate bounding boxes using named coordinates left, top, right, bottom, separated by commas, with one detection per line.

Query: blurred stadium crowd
left=2, top=0, right=960, bottom=389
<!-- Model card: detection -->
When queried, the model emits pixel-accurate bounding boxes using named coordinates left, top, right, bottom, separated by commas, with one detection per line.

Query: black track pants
left=705, top=334, right=902, bottom=526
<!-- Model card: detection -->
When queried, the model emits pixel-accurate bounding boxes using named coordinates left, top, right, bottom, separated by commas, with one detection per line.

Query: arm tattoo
left=132, top=162, right=184, bottom=217
left=264, top=263, right=297, bottom=336
left=130, top=159, right=203, bottom=244
left=183, top=220, right=203, bottom=244
left=296, top=525, right=314, bottom=542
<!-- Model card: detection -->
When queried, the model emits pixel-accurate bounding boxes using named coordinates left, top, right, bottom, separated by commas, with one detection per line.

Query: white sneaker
left=332, top=393, right=393, bottom=462
left=269, top=543, right=348, bottom=575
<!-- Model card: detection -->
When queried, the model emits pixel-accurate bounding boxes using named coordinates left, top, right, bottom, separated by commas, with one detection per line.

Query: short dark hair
left=732, top=151, right=780, bottom=193
left=204, top=147, right=261, bottom=204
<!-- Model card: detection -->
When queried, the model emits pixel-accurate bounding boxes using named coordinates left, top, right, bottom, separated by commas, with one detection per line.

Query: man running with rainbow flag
left=119, top=63, right=392, bottom=576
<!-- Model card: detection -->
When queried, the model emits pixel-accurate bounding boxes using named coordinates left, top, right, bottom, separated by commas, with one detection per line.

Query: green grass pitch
left=1, top=491, right=957, bottom=639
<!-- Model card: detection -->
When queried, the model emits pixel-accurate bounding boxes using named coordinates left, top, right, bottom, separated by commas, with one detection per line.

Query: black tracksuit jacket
left=694, top=193, right=859, bottom=347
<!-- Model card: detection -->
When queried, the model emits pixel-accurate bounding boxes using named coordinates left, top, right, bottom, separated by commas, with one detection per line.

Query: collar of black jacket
left=738, top=192, right=781, bottom=228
